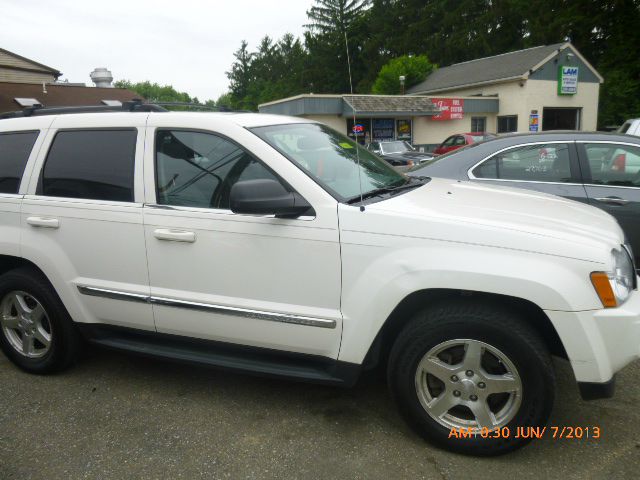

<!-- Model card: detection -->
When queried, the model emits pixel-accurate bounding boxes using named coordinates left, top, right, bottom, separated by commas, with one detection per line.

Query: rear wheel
left=0, top=268, right=81, bottom=373
left=388, top=300, right=555, bottom=456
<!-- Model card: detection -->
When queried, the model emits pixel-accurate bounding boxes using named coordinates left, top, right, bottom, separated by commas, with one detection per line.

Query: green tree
left=371, top=55, right=435, bottom=94
left=305, top=0, right=372, bottom=36
left=226, top=40, right=253, bottom=109
left=114, top=80, right=194, bottom=103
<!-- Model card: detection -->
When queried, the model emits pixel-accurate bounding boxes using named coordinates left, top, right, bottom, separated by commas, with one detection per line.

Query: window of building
left=0, top=131, right=39, bottom=194
left=40, top=129, right=137, bottom=202
left=155, top=129, right=284, bottom=209
left=471, top=117, right=487, bottom=133
left=497, top=115, right=518, bottom=133
left=472, top=143, right=572, bottom=183
left=584, top=143, right=640, bottom=187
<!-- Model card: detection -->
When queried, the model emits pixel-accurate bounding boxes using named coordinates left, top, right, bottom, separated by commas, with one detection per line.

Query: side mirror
left=230, top=179, right=314, bottom=218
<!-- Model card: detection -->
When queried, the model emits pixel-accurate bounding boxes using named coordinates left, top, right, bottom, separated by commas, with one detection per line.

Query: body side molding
left=77, top=285, right=337, bottom=329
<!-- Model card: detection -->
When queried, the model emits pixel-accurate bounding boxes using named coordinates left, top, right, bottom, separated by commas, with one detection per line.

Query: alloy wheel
left=414, top=339, right=522, bottom=432
left=0, top=290, right=52, bottom=359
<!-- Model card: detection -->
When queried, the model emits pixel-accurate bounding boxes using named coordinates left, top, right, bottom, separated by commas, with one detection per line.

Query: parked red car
left=433, top=132, right=496, bottom=155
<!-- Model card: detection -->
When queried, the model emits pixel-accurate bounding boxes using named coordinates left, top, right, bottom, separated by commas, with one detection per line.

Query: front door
left=142, top=126, right=342, bottom=358
left=579, top=141, right=640, bottom=267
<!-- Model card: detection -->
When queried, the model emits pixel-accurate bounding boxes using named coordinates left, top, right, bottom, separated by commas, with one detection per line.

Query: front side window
left=155, top=129, right=284, bottom=209
left=0, top=131, right=38, bottom=194
left=454, top=136, right=467, bottom=146
left=442, top=136, right=456, bottom=147
left=40, top=130, right=136, bottom=202
left=251, top=123, right=406, bottom=202
left=584, top=143, right=640, bottom=187
left=472, top=143, right=572, bottom=183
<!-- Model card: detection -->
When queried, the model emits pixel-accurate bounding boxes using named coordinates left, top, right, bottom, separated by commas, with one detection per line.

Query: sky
left=1, top=0, right=314, bottom=101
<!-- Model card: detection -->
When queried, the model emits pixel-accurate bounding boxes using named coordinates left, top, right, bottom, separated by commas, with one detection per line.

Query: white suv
left=0, top=106, right=638, bottom=456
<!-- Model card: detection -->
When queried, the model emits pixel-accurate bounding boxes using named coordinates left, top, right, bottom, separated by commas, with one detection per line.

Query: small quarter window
left=40, top=129, right=137, bottom=202
left=0, top=131, right=38, bottom=194
left=155, top=130, right=284, bottom=209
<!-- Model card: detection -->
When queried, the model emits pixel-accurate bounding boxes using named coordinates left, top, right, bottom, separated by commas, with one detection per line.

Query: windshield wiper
left=346, top=176, right=430, bottom=204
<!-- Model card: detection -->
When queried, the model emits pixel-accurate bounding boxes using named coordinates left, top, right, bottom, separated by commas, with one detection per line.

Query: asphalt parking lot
left=0, top=348, right=638, bottom=480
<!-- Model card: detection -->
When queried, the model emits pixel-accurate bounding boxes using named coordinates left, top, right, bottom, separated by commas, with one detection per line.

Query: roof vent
left=90, top=68, right=114, bottom=88
left=14, top=98, right=42, bottom=107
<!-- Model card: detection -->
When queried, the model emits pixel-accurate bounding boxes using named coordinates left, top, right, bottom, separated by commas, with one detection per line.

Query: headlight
left=591, top=247, right=635, bottom=308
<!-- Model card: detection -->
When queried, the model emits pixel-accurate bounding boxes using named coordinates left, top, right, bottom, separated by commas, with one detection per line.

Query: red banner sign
left=431, top=98, right=464, bottom=120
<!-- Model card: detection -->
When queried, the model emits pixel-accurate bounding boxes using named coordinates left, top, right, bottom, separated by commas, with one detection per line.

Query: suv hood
left=349, top=177, right=623, bottom=262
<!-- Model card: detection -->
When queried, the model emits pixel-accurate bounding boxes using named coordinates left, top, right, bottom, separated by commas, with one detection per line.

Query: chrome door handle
left=153, top=229, right=196, bottom=243
left=595, top=197, right=629, bottom=206
left=26, top=217, right=60, bottom=229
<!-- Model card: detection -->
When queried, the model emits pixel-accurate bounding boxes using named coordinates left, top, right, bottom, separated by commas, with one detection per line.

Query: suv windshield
left=251, top=123, right=409, bottom=202
left=381, top=141, right=413, bottom=154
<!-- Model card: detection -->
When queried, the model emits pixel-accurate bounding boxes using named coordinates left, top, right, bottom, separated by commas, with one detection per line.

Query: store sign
left=396, top=119, right=412, bottom=140
left=352, top=124, right=365, bottom=135
left=558, top=66, right=578, bottom=95
left=431, top=99, right=464, bottom=120
left=529, top=113, right=539, bottom=132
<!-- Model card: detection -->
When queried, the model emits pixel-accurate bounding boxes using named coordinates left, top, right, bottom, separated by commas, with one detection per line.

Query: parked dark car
left=367, top=140, right=434, bottom=170
left=433, top=132, right=496, bottom=155
left=409, top=131, right=640, bottom=269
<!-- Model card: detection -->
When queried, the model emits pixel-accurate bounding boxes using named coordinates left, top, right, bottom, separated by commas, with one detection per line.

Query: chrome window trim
left=574, top=140, right=640, bottom=147
left=582, top=183, right=639, bottom=190
left=469, top=178, right=584, bottom=187
left=77, top=285, right=336, bottom=329
left=143, top=203, right=316, bottom=221
left=467, top=140, right=574, bottom=181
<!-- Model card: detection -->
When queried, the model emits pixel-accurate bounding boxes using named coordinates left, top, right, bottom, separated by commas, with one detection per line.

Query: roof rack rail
left=0, top=99, right=168, bottom=119
left=149, top=101, right=251, bottom=113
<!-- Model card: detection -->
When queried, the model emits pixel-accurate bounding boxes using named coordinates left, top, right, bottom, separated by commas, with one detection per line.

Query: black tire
left=0, top=267, right=82, bottom=374
left=387, top=299, right=555, bottom=456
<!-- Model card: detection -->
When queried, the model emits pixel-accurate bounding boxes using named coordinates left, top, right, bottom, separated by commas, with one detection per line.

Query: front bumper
left=545, top=287, right=640, bottom=388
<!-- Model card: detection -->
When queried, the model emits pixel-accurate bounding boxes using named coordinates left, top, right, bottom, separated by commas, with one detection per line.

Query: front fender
left=338, top=241, right=604, bottom=364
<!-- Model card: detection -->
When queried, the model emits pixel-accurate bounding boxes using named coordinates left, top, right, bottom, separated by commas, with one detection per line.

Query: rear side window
left=473, top=143, right=572, bottom=183
left=0, top=131, right=38, bottom=194
left=40, top=129, right=137, bottom=202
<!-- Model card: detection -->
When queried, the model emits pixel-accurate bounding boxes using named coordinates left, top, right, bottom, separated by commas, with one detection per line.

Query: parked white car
left=618, top=118, right=640, bottom=136
left=0, top=105, right=638, bottom=456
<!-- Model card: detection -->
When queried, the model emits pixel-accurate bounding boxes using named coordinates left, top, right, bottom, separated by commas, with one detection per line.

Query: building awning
left=342, top=95, right=440, bottom=117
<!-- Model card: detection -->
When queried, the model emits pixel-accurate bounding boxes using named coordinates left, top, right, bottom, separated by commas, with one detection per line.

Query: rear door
left=0, top=127, right=47, bottom=257
left=468, top=141, right=588, bottom=203
left=21, top=115, right=154, bottom=330
left=578, top=141, right=640, bottom=266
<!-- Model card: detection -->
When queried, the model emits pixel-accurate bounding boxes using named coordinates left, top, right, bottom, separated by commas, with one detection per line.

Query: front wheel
left=388, top=301, right=555, bottom=456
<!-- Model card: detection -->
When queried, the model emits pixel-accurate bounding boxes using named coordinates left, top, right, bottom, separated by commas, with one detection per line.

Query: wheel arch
left=362, top=288, right=568, bottom=372
left=0, top=255, right=50, bottom=281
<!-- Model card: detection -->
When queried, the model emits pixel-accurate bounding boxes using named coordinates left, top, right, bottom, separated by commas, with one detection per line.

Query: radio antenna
left=344, top=30, right=364, bottom=210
